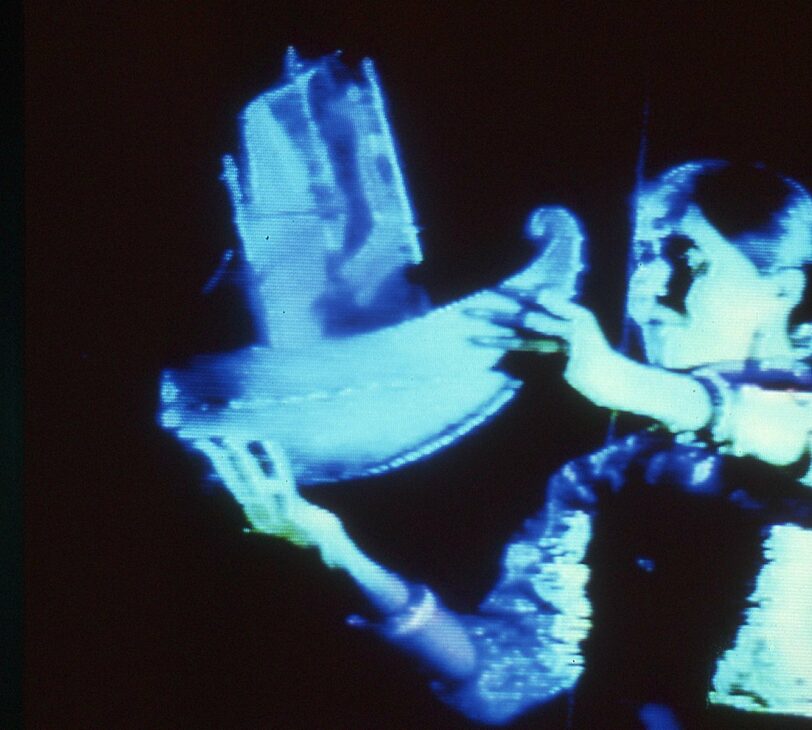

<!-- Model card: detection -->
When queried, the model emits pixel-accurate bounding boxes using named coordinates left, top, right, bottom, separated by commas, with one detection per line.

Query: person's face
left=628, top=189, right=787, bottom=369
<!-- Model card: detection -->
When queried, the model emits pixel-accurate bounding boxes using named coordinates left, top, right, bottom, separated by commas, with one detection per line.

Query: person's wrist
left=693, top=370, right=733, bottom=443
left=346, top=583, right=438, bottom=636
left=384, top=584, right=438, bottom=636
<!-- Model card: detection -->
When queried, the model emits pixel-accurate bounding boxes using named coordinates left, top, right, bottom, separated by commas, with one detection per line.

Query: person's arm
left=193, top=438, right=477, bottom=680
left=526, top=296, right=713, bottom=431
left=527, top=296, right=812, bottom=467
left=193, top=439, right=596, bottom=724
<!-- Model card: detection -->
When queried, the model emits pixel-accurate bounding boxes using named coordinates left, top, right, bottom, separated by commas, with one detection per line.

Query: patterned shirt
left=432, top=429, right=812, bottom=724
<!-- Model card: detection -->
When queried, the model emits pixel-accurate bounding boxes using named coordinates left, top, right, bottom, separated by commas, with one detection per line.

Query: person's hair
left=646, top=160, right=812, bottom=273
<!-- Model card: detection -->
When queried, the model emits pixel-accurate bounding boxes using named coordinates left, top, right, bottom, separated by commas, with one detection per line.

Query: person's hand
left=192, top=438, right=351, bottom=567
left=529, top=293, right=622, bottom=408
left=467, top=285, right=628, bottom=408
left=528, top=294, right=721, bottom=432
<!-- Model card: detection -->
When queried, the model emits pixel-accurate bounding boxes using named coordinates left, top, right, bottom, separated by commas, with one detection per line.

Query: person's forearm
left=573, top=352, right=812, bottom=467
left=377, top=585, right=478, bottom=680
left=341, top=544, right=411, bottom=614
left=566, top=349, right=712, bottom=432
left=312, top=516, right=410, bottom=613
left=325, top=533, right=477, bottom=679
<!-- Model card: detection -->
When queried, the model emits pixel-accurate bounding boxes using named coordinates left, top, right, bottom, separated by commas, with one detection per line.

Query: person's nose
left=628, top=259, right=671, bottom=319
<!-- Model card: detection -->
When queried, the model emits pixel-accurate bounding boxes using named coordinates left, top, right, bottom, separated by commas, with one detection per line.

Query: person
left=192, top=160, right=812, bottom=726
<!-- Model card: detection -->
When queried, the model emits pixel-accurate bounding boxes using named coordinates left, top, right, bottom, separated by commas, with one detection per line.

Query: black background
left=26, top=3, right=812, bottom=728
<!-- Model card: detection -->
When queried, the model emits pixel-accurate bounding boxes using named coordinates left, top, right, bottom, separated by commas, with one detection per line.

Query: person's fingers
left=194, top=438, right=248, bottom=501
left=224, top=438, right=266, bottom=486
left=262, top=441, right=296, bottom=489
left=192, top=439, right=299, bottom=536
left=523, top=312, right=572, bottom=338
left=536, top=291, right=584, bottom=319
left=464, top=308, right=523, bottom=329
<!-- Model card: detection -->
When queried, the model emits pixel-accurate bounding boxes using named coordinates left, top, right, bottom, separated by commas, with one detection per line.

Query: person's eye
left=662, top=234, right=694, bottom=263
left=685, top=248, right=709, bottom=277
left=634, top=241, right=657, bottom=265
left=662, top=235, right=708, bottom=275
left=657, top=234, right=702, bottom=314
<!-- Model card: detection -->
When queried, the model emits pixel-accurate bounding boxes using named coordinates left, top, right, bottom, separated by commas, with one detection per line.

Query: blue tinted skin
left=535, top=164, right=812, bottom=466
left=160, top=55, right=812, bottom=723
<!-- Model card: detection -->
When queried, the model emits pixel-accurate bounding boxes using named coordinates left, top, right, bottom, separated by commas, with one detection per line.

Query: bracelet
left=386, top=585, right=438, bottom=636
left=346, top=584, right=440, bottom=637
left=693, top=370, right=733, bottom=443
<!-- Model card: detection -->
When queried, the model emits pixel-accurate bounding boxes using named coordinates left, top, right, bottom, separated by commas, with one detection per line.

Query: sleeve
left=431, top=491, right=594, bottom=724
left=709, top=523, right=812, bottom=718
